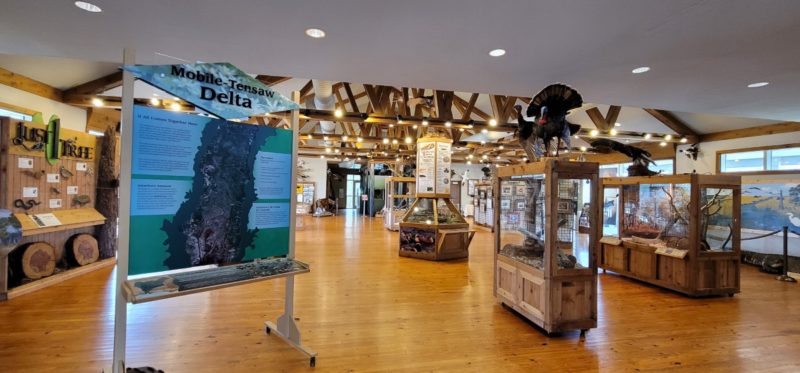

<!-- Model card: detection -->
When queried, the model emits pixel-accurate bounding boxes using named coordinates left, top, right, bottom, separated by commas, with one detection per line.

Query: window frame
left=717, top=143, right=800, bottom=175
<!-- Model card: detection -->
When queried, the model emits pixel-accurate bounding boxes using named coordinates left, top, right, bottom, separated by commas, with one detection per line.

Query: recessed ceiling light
left=747, top=82, right=769, bottom=88
left=664, top=134, right=673, bottom=141
left=91, top=98, right=104, bottom=107
left=334, top=108, right=343, bottom=118
left=609, top=129, right=618, bottom=136
left=74, top=1, right=102, bottom=12
left=489, top=118, right=498, bottom=126
left=659, top=141, right=667, bottom=147
left=305, top=28, right=326, bottom=38
left=489, top=49, right=506, bottom=57
left=614, top=122, right=622, bottom=127
left=644, top=133, right=652, bottom=140
left=444, top=121, right=452, bottom=128
left=632, top=66, right=650, bottom=74
left=149, top=97, right=160, bottom=106
left=170, top=102, right=181, bottom=111
left=590, top=129, right=599, bottom=137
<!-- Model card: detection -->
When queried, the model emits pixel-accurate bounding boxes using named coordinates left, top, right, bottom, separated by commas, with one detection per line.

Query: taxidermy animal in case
left=516, top=83, right=583, bottom=159
left=589, top=139, right=660, bottom=176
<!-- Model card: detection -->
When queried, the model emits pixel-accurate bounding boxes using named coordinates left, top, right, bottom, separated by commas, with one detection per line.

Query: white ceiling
left=1, top=1, right=798, bottom=129
left=0, top=54, right=118, bottom=90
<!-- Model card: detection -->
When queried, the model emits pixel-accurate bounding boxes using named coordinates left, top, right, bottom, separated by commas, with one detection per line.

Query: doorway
left=346, top=174, right=362, bottom=209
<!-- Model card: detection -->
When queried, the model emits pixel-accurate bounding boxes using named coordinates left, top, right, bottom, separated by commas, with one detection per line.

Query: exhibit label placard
left=128, top=106, right=293, bottom=275
left=122, top=62, right=299, bottom=120
left=415, top=137, right=452, bottom=197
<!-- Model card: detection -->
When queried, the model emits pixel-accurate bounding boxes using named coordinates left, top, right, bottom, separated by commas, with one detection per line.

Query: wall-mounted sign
left=122, top=62, right=300, bottom=120
left=8, top=120, right=96, bottom=161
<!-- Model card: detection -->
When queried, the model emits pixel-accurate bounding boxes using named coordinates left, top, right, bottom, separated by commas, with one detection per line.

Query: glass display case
left=399, top=197, right=474, bottom=260
left=296, top=182, right=315, bottom=215
left=599, top=174, right=741, bottom=297
left=473, top=181, right=494, bottom=229
left=495, top=160, right=599, bottom=335
left=384, top=177, right=416, bottom=231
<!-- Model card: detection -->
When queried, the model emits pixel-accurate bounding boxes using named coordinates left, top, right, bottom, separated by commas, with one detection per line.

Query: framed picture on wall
left=516, top=200, right=525, bottom=209
left=515, top=185, right=526, bottom=195
left=467, top=179, right=477, bottom=196
left=501, top=199, right=511, bottom=209
left=501, top=186, right=512, bottom=196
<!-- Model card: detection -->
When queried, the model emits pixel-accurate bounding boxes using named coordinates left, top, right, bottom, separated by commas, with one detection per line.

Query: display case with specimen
left=599, top=174, right=741, bottom=297
left=399, top=197, right=474, bottom=260
left=384, top=177, right=415, bottom=231
left=473, top=181, right=494, bottom=229
left=495, top=160, right=599, bottom=335
left=399, top=135, right=474, bottom=260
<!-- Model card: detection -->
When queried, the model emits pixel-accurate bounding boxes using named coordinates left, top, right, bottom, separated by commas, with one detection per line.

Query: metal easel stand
left=264, top=274, right=317, bottom=367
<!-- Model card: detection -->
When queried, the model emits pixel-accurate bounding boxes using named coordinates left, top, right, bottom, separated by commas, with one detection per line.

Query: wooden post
left=112, top=47, right=135, bottom=373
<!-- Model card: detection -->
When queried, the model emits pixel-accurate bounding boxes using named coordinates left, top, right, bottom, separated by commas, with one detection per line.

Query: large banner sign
left=129, top=106, right=293, bottom=275
left=122, top=62, right=299, bottom=120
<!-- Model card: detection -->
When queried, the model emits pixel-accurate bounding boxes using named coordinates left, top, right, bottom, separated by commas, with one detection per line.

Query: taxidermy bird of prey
left=516, top=84, right=583, bottom=159
left=481, top=166, right=492, bottom=178
left=590, top=139, right=659, bottom=176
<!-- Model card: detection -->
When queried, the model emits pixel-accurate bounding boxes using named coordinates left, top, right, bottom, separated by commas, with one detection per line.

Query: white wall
left=676, top=133, right=798, bottom=175
left=298, top=156, right=327, bottom=202
left=0, top=84, right=86, bottom=130
left=677, top=135, right=800, bottom=256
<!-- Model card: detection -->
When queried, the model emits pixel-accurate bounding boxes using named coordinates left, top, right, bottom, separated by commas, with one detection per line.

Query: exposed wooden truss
left=643, top=108, right=699, bottom=142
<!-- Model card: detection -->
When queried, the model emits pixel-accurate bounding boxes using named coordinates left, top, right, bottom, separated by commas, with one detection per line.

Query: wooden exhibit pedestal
left=494, top=160, right=599, bottom=335
left=0, top=208, right=106, bottom=301
left=599, top=174, right=741, bottom=297
left=496, top=254, right=596, bottom=334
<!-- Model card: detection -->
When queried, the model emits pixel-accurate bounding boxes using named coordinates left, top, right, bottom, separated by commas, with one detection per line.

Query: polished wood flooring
left=1, top=212, right=799, bottom=372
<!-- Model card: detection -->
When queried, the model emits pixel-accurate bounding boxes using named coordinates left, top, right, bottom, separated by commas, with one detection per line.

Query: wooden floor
left=1, top=212, right=800, bottom=372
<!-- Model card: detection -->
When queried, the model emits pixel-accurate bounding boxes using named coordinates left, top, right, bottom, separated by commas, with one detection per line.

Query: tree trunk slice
left=68, top=234, right=99, bottom=266
left=20, top=242, right=56, bottom=279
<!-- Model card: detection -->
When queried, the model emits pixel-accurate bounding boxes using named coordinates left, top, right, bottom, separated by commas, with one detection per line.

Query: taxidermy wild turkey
left=516, top=84, right=583, bottom=159
left=590, top=139, right=659, bottom=176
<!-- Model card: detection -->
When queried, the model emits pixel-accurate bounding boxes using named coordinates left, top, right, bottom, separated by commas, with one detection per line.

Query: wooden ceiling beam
left=453, top=94, right=490, bottom=120
left=254, top=75, right=291, bottom=87
left=586, top=107, right=611, bottom=130
left=63, top=71, right=123, bottom=101
left=699, top=121, right=800, bottom=142
left=461, top=93, right=479, bottom=120
left=643, top=108, right=699, bottom=141
left=0, top=67, right=63, bottom=102
left=605, top=105, right=621, bottom=127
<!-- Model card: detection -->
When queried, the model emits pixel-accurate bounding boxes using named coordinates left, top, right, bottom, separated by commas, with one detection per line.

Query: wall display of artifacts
left=473, top=181, right=494, bottom=229
left=495, top=160, right=599, bottom=335
left=0, top=116, right=109, bottom=300
left=599, top=174, right=741, bottom=297
left=128, top=106, right=293, bottom=275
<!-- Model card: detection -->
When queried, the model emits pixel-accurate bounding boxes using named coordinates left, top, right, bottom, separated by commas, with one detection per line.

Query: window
left=0, top=107, right=33, bottom=121
left=719, top=145, right=800, bottom=173
left=599, top=159, right=674, bottom=177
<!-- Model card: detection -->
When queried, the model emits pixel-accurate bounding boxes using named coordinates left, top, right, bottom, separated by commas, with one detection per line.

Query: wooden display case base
left=3, top=258, right=115, bottom=301
left=496, top=255, right=596, bottom=334
left=399, top=224, right=475, bottom=261
left=601, top=240, right=739, bottom=297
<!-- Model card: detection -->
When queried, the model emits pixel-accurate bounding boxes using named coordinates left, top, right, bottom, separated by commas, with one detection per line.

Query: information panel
left=129, top=106, right=293, bottom=275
